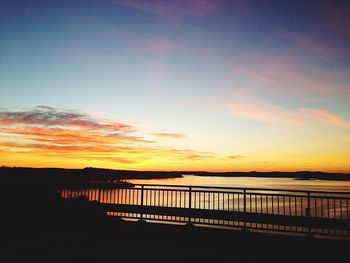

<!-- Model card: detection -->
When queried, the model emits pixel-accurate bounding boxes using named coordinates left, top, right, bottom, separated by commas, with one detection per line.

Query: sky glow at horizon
left=1, top=0, right=350, bottom=172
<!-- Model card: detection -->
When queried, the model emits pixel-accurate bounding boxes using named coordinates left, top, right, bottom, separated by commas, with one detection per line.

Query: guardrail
left=58, top=183, right=350, bottom=238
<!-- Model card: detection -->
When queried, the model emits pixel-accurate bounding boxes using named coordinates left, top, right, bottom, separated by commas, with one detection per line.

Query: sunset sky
left=1, top=0, right=350, bottom=172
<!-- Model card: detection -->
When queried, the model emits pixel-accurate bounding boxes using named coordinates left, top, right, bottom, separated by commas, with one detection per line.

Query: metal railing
left=58, top=183, right=350, bottom=238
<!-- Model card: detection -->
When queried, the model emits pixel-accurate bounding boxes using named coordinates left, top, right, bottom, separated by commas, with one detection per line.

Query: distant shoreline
left=1, top=167, right=350, bottom=182
left=182, top=171, right=350, bottom=181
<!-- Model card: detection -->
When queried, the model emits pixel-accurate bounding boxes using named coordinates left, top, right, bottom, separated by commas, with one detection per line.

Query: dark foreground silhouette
left=0, top=181, right=349, bottom=263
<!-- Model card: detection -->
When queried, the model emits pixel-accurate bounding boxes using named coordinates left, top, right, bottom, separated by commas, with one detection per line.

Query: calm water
left=129, top=175, right=350, bottom=192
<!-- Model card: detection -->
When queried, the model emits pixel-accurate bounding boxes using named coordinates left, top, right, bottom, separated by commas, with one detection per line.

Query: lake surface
left=128, top=175, right=350, bottom=192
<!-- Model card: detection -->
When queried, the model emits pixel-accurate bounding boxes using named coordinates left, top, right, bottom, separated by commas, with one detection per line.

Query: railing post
left=306, top=192, right=311, bottom=217
left=187, top=186, right=193, bottom=225
left=243, top=189, right=247, bottom=213
left=306, top=192, right=312, bottom=237
left=243, top=189, right=248, bottom=231
left=140, top=185, right=144, bottom=221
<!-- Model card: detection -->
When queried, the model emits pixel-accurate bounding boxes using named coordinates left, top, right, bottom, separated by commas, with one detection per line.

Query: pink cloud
left=300, top=108, right=350, bottom=128
left=225, top=102, right=306, bottom=125
left=140, top=38, right=183, bottom=55
left=113, top=0, right=223, bottom=17
left=232, top=54, right=348, bottom=99
left=323, top=2, right=350, bottom=36
left=225, top=101, right=350, bottom=128
left=280, top=32, right=350, bottom=61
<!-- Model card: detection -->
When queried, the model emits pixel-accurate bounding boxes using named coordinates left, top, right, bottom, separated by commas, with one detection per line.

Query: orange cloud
left=0, top=126, right=150, bottom=145
left=0, top=106, right=214, bottom=166
left=151, top=132, right=186, bottom=139
left=165, top=149, right=212, bottom=160
left=227, top=155, right=247, bottom=159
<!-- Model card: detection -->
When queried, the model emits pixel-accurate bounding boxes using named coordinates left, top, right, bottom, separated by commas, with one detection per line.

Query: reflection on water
left=129, top=175, right=350, bottom=192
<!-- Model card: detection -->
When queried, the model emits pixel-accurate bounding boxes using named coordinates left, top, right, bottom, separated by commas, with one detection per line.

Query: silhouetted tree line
left=0, top=167, right=183, bottom=183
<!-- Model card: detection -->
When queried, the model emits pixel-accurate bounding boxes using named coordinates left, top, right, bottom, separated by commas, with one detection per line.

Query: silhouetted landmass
left=0, top=166, right=183, bottom=183
left=1, top=166, right=350, bottom=182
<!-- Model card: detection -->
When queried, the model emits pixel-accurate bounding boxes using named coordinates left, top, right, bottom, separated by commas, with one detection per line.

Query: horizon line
left=2, top=166, right=350, bottom=175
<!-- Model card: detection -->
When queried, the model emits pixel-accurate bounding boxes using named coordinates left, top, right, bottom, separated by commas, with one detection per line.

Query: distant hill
left=1, top=167, right=350, bottom=182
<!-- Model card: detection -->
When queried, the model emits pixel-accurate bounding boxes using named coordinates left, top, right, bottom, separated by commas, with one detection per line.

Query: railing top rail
left=57, top=181, right=350, bottom=195
left=134, top=183, right=350, bottom=195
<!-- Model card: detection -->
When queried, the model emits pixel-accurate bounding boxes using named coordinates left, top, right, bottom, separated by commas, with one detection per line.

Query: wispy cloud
left=113, top=0, right=223, bottom=18
left=232, top=54, right=348, bottom=99
left=0, top=106, right=212, bottom=165
left=151, top=132, right=186, bottom=139
left=140, top=38, right=183, bottom=55
left=300, top=108, right=350, bottom=128
left=224, top=101, right=350, bottom=128
left=323, top=1, right=350, bottom=37
left=280, top=31, right=350, bottom=61
left=0, top=106, right=135, bottom=132
left=161, top=148, right=212, bottom=160
left=227, top=155, right=247, bottom=159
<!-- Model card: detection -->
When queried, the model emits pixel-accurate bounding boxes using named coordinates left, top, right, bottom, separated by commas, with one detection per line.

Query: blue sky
left=1, top=0, right=350, bottom=171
